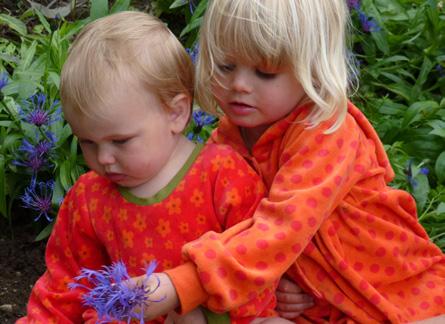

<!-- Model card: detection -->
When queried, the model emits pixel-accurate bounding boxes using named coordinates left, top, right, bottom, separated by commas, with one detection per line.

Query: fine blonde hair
left=61, top=11, right=194, bottom=117
left=196, top=0, right=353, bottom=132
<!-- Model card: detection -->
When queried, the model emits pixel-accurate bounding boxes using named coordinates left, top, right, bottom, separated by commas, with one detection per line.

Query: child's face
left=65, top=82, right=183, bottom=191
left=212, top=60, right=305, bottom=132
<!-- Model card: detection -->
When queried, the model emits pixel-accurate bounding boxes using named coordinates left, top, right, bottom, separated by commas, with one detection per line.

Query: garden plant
left=0, top=0, right=444, bottom=320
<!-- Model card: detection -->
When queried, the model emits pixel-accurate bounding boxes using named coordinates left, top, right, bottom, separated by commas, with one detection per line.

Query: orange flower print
left=164, top=240, right=173, bottom=250
left=106, top=230, right=114, bottom=241
left=78, top=245, right=91, bottom=261
left=88, top=198, right=98, bottom=212
left=75, top=183, right=85, bottom=196
left=73, top=210, right=81, bottom=225
left=211, top=155, right=224, bottom=172
left=162, top=259, right=173, bottom=270
left=221, top=177, right=230, bottom=187
left=129, top=256, right=137, bottom=268
left=118, top=208, right=128, bottom=221
left=142, top=253, right=156, bottom=267
left=176, top=180, right=185, bottom=192
left=133, top=213, right=147, bottom=232
left=156, top=219, right=171, bottom=237
left=145, top=237, right=153, bottom=248
left=166, top=197, right=181, bottom=215
left=103, top=206, right=112, bottom=223
left=179, top=222, right=189, bottom=234
left=200, top=171, right=208, bottom=183
left=223, top=156, right=235, bottom=169
left=219, top=205, right=228, bottom=215
left=190, top=189, right=204, bottom=207
left=92, top=183, right=100, bottom=192
left=49, top=253, right=59, bottom=265
left=57, top=276, right=71, bottom=291
left=64, top=248, right=73, bottom=258
left=226, top=188, right=241, bottom=206
left=122, top=230, right=134, bottom=248
left=237, top=169, right=246, bottom=177
left=197, top=214, right=206, bottom=225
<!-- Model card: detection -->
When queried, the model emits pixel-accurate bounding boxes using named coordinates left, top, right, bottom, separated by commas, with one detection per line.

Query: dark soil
left=0, top=213, right=47, bottom=323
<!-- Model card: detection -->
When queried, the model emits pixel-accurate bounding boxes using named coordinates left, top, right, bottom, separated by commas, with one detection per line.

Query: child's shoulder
left=201, top=142, right=243, bottom=158
left=69, top=170, right=112, bottom=192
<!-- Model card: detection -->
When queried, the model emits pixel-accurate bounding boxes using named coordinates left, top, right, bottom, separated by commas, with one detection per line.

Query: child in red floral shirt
left=17, top=11, right=278, bottom=324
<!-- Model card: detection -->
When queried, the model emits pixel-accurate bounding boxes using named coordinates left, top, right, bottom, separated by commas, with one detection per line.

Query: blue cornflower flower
left=19, top=132, right=57, bottom=158
left=19, top=93, right=61, bottom=127
left=13, top=154, right=49, bottom=173
left=347, top=0, right=361, bottom=10
left=186, top=43, right=199, bottom=65
left=358, top=11, right=381, bottom=33
left=420, top=167, right=429, bottom=175
left=192, top=110, right=217, bottom=127
left=70, top=260, right=161, bottom=324
left=0, top=72, right=8, bottom=90
left=21, top=178, right=54, bottom=222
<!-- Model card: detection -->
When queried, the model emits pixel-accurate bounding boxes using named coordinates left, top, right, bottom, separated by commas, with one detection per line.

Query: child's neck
left=128, top=137, right=196, bottom=198
left=240, top=126, right=268, bottom=151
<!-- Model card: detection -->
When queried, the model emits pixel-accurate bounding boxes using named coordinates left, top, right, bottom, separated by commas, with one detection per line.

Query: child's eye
left=255, top=69, right=277, bottom=80
left=112, top=138, right=129, bottom=145
left=79, top=139, right=94, bottom=145
left=217, top=64, right=236, bottom=73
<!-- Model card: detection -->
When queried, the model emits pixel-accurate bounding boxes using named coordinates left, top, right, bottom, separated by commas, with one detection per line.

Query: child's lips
left=229, top=101, right=255, bottom=115
left=105, top=172, right=126, bottom=182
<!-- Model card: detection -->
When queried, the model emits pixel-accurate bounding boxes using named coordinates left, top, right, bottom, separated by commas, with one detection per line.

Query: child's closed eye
left=112, top=138, right=131, bottom=145
left=217, top=63, right=236, bottom=73
left=255, top=69, right=277, bottom=80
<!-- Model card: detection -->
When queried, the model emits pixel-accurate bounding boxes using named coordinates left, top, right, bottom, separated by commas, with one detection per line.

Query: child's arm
left=16, top=174, right=109, bottom=323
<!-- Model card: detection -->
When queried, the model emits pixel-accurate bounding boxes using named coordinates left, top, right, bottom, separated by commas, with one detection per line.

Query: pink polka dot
left=306, top=198, right=318, bottom=208
left=368, top=229, right=377, bottom=239
left=370, top=264, right=380, bottom=273
left=336, top=138, right=344, bottom=148
left=338, top=260, right=348, bottom=270
left=200, top=271, right=211, bottom=284
left=385, top=267, right=395, bottom=276
left=350, top=140, right=358, bottom=149
left=285, top=204, right=297, bottom=214
left=248, top=291, right=257, bottom=300
left=217, top=267, right=227, bottom=278
left=318, top=149, right=329, bottom=157
left=420, top=301, right=430, bottom=310
left=366, top=214, right=375, bottom=223
left=236, top=244, right=247, bottom=255
left=397, top=291, right=405, bottom=299
left=393, top=247, right=400, bottom=257
left=303, top=160, right=313, bottom=169
left=353, top=262, right=364, bottom=271
left=229, top=289, right=238, bottom=300
left=312, top=177, right=322, bottom=185
left=304, top=242, right=315, bottom=254
left=322, top=187, right=332, bottom=197
left=257, top=223, right=270, bottom=231
left=205, top=249, right=216, bottom=259
left=316, top=270, right=326, bottom=282
left=351, top=227, right=360, bottom=236
left=400, top=232, right=408, bottom=242
left=325, top=164, right=333, bottom=173
left=291, top=174, right=302, bottom=184
left=307, top=217, right=317, bottom=227
left=354, top=164, right=366, bottom=174
left=370, top=294, right=381, bottom=305
left=274, top=218, right=284, bottom=226
left=411, top=287, right=421, bottom=295
left=292, top=243, right=302, bottom=253
left=385, top=231, right=394, bottom=240
left=315, top=134, right=324, bottom=144
left=334, top=176, right=342, bottom=186
left=256, top=239, right=269, bottom=249
left=434, top=296, right=443, bottom=305
left=355, top=245, right=365, bottom=252
left=426, top=281, right=436, bottom=289
left=256, top=261, right=268, bottom=270
left=328, top=226, right=336, bottom=236
left=375, top=247, right=386, bottom=257
left=254, top=277, right=265, bottom=286
left=291, top=220, right=303, bottom=232
left=334, top=293, right=345, bottom=304
left=408, top=308, right=416, bottom=316
left=275, top=252, right=287, bottom=262
left=299, top=146, right=310, bottom=155
left=337, top=155, right=346, bottom=163
left=274, top=232, right=286, bottom=240
left=275, top=174, right=285, bottom=184
left=359, top=280, right=369, bottom=290
left=235, top=271, right=247, bottom=281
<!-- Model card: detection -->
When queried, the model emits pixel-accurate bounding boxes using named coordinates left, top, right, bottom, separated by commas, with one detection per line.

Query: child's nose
left=97, top=145, right=115, bottom=165
left=231, top=70, right=253, bottom=93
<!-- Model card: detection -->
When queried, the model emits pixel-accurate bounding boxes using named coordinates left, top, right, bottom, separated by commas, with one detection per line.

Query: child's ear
left=167, top=93, right=192, bottom=134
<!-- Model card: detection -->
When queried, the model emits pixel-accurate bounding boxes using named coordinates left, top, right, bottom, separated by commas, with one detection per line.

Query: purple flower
left=13, top=154, right=49, bottom=173
left=347, top=0, right=361, bottom=10
left=20, top=178, right=54, bottom=222
left=0, top=72, right=8, bottom=90
left=420, top=167, right=429, bottom=175
left=69, top=260, right=161, bottom=324
left=13, top=132, right=56, bottom=173
left=359, top=11, right=381, bottom=33
left=192, top=110, right=216, bottom=127
left=19, top=93, right=61, bottom=127
left=186, top=43, right=199, bottom=65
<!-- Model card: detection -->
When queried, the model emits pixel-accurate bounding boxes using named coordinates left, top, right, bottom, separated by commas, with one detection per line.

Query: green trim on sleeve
left=202, top=308, right=231, bottom=324
left=119, top=143, right=204, bottom=205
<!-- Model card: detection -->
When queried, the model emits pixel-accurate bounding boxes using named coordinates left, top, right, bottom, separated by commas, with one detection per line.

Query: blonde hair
left=61, top=11, right=194, bottom=117
left=196, top=0, right=353, bottom=132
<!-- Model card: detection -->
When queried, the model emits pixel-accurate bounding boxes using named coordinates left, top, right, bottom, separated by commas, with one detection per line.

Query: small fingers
left=276, top=311, right=304, bottom=320
left=277, top=277, right=302, bottom=293
left=276, top=291, right=314, bottom=304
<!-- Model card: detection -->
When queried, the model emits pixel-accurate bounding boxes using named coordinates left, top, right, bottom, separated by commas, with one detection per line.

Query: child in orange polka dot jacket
left=16, top=11, right=286, bottom=324
left=137, top=1, right=445, bottom=323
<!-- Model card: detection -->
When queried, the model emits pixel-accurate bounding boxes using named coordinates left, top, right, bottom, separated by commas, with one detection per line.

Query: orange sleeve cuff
left=164, top=262, right=209, bottom=314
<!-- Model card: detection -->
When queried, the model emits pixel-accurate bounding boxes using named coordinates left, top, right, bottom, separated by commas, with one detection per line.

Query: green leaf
left=110, top=0, right=131, bottom=13
left=89, top=0, right=109, bottom=20
left=412, top=173, right=430, bottom=212
left=435, top=151, right=445, bottom=184
left=33, top=8, right=52, bottom=34
left=34, top=222, right=54, bottom=241
left=0, top=13, right=27, bottom=36
left=415, top=57, right=433, bottom=88
left=429, top=120, right=445, bottom=138
left=170, top=0, right=187, bottom=9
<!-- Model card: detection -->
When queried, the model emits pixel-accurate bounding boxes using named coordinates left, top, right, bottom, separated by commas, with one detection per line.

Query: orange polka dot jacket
left=165, top=102, right=445, bottom=323
left=17, top=143, right=275, bottom=324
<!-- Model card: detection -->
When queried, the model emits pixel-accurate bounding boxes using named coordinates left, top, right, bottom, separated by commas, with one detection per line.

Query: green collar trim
left=119, top=143, right=204, bottom=205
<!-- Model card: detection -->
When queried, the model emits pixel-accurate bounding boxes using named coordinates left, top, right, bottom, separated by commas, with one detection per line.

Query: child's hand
left=275, top=276, right=314, bottom=319
left=164, top=308, right=206, bottom=324
left=128, top=272, right=180, bottom=321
